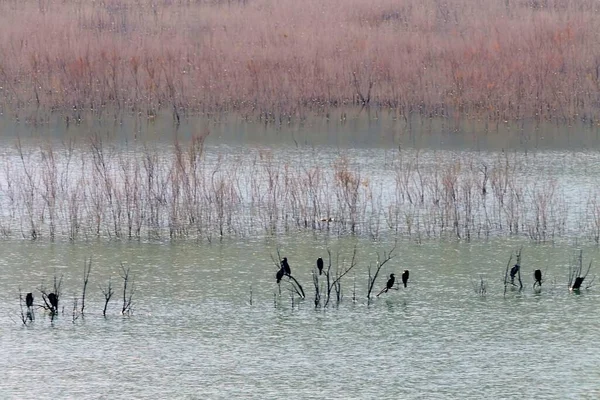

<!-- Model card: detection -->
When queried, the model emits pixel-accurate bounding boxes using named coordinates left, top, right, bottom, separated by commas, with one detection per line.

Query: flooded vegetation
left=2, top=0, right=600, bottom=398
left=1, top=119, right=600, bottom=243
left=2, top=114, right=600, bottom=398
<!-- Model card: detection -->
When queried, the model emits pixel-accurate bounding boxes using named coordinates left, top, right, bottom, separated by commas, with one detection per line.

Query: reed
left=1, top=0, right=600, bottom=122
left=0, top=137, right=597, bottom=242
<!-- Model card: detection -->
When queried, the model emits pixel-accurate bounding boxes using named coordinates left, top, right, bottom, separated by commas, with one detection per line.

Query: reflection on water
left=3, top=110, right=600, bottom=152
left=0, top=237, right=600, bottom=399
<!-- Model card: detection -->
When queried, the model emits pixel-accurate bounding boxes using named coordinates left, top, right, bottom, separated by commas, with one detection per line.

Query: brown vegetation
left=1, top=0, right=600, bottom=121
left=0, top=135, right=596, bottom=242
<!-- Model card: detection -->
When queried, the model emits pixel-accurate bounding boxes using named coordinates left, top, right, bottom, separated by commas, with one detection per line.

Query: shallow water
left=1, top=237, right=600, bottom=399
left=1, top=114, right=600, bottom=398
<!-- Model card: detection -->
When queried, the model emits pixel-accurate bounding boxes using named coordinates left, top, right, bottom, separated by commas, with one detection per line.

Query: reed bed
left=0, top=135, right=596, bottom=242
left=1, top=0, right=600, bottom=122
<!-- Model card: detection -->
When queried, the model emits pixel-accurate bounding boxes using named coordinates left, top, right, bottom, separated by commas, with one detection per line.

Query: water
left=1, top=237, right=600, bottom=399
left=1, top=114, right=600, bottom=398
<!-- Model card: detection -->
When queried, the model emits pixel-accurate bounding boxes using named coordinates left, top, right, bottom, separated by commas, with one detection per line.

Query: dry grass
left=1, top=0, right=600, bottom=121
left=0, top=136, right=595, bottom=242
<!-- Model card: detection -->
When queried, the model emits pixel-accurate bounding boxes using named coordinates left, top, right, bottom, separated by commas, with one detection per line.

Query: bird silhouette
left=377, top=274, right=395, bottom=296
left=48, top=293, right=58, bottom=311
left=534, top=269, right=542, bottom=288
left=276, top=268, right=284, bottom=284
left=572, top=276, right=584, bottom=290
left=386, top=274, right=396, bottom=290
left=25, top=292, right=33, bottom=308
left=281, top=257, right=291, bottom=276
left=510, top=264, right=520, bottom=284
left=402, top=270, right=410, bottom=288
left=317, top=257, right=324, bottom=275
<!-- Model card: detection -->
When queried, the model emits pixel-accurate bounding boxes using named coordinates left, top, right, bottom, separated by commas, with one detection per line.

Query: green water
left=1, top=236, right=600, bottom=398
left=1, top=115, right=600, bottom=399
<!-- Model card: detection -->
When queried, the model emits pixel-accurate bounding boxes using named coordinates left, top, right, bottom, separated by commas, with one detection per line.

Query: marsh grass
left=2, top=0, right=600, bottom=122
left=0, top=135, right=598, bottom=242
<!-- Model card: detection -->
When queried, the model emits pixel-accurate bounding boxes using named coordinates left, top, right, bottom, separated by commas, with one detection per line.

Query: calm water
left=1, top=114, right=600, bottom=399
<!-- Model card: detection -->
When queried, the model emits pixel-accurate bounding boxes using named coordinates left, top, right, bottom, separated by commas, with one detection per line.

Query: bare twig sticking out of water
left=119, top=264, right=134, bottom=315
left=249, top=285, right=253, bottom=306
left=312, top=269, right=322, bottom=308
left=476, top=275, right=487, bottom=296
left=352, top=272, right=357, bottom=303
left=323, top=246, right=358, bottom=308
left=81, top=257, right=92, bottom=316
left=100, top=278, right=114, bottom=317
left=72, top=294, right=79, bottom=323
left=366, top=242, right=397, bottom=300
left=15, top=137, right=39, bottom=240
left=503, top=254, right=512, bottom=297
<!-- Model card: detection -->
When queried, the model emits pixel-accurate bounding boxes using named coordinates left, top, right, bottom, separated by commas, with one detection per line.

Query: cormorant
left=276, top=268, right=284, bottom=284
left=317, top=257, right=324, bottom=275
left=376, top=274, right=395, bottom=296
left=534, top=269, right=542, bottom=287
left=510, top=264, right=520, bottom=284
left=402, top=270, right=410, bottom=288
left=48, top=293, right=58, bottom=311
left=281, top=257, right=291, bottom=276
left=25, top=292, right=33, bottom=308
left=572, top=277, right=584, bottom=290
left=387, top=274, right=396, bottom=290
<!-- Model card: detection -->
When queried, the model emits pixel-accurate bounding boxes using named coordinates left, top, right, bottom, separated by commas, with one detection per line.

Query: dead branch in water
left=100, top=277, right=115, bottom=317
left=367, top=242, right=397, bottom=300
left=81, top=257, right=92, bottom=316
left=119, top=264, right=134, bottom=315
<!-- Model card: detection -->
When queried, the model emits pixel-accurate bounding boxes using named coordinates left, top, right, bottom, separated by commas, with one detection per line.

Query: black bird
left=48, top=293, right=58, bottom=311
left=534, top=269, right=542, bottom=288
left=402, top=270, right=410, bottom=288
left=25, top=292, right=33, bottom=308
left=377, top=273, right=396, bottom=297
left=281, top=257, right=291, bottom=276
left=510, top=264, right=520, bottom=284
left=572, top=276, right=585, bottom=290
left=317, top=257, right=324, bottom=275
left=276, top=268, right=284, bottom=284
left=386, top=274, right=396, bottom=290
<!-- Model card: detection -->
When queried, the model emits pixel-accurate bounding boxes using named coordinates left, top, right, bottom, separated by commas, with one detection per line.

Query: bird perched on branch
left=377, top=274, right=395, bottom=296
left=25, top=292, right=34, bottom=308
left=48, top=293, right=58, bottom=311
left=276, top=268, right=284, bottom=284
left=317, top=257, right=324, bottom=275
left=510, top=264, right=520, bottom=284
left=534, top=269, right=542, bottom=288
left=402, top=270, right=410, bottom=288
left=281, top=257, right=291, bottom=276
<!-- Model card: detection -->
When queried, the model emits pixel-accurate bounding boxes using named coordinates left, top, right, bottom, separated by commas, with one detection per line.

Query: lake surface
left=1, top=114, right=600, bottom=399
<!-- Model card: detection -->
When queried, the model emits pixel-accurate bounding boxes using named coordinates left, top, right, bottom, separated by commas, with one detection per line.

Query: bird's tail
left=319, top=270, right=322, bottom=275
left=376, top=287, right=387, bottom=297
left=403, top=282, right=407, bottom=288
